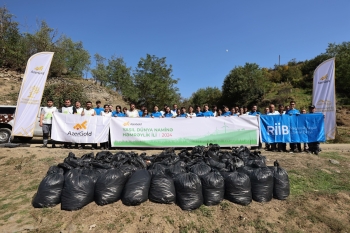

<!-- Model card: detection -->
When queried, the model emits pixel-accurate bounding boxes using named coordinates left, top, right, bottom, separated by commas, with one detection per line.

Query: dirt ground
left=0, top=143, right=349, bottom=233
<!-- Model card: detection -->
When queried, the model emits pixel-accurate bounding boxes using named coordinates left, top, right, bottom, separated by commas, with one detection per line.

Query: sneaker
left=40, top=144, right=47, bottom=148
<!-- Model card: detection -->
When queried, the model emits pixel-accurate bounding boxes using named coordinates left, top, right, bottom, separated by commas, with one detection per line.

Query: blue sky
left=2, top=0, right=350, bottom=98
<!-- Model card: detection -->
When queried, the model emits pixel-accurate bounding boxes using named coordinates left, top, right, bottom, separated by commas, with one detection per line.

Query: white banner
left=51, top=113, right=110, bottom=143
left=12, top=52, right=54, bottom=137
left=110, top=116, right=259, bottom=147
left=312, top=57, right=336, bottom=140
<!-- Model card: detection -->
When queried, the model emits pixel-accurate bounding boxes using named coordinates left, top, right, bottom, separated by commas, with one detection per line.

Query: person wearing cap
left=307, top=105, right=322, bottom=155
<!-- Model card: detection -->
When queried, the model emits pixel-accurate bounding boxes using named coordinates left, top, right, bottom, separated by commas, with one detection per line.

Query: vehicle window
left=0, top=107, right=16, bottom=114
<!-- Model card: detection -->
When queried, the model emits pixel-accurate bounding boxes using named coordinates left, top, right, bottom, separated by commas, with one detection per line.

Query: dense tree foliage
left=134, top=54, right=180, bottom=110
left=222, top=63, right=269, bottom=107
left=190, top=87, right=222, bottom=108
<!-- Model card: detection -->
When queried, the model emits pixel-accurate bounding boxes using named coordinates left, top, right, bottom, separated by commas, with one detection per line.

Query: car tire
left=16, top=136, right=33, bottom=143
left=0, top=128, right=12, bottom=143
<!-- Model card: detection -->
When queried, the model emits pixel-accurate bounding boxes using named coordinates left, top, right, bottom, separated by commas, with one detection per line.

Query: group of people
left=39, top=99, right=321, bottom=154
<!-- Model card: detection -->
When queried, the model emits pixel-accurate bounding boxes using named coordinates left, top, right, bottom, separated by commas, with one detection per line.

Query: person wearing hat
left=307, top=105, right=322, bottom=155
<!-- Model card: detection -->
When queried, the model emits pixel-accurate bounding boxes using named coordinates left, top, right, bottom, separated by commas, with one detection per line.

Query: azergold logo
left=35, top=66, right=43, bottom=71
left=123, top=121, right=130, bottom=126
left=27, top=86, right=40, bottom=98
left=320, top=74, right=328, bottom=81
left=73, top=120, right=87, bottom=130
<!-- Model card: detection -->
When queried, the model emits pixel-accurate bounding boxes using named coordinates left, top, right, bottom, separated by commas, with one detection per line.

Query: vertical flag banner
left=12, top=52, right=54, bottom=137
left=312, top=57, right=336, bottom=140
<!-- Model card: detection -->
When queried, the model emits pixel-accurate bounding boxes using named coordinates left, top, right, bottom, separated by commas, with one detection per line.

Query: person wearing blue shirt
left=200, top=104, right=214, bottom=117
left=221, top=106, right=231, bottom=116
left=248, top=105, right=261, bottom=116
left=163, top=106, right=174, bottom=118
left=112, top=105, right=125, bottom=117
left=94, top=100, right=104, bottom=116
left=142, top=108, right=151, bottom=118
left=230, top=107, right=238, bottom=116
left=285, top=101, right=300, bottom=115
left=151, top=105, right=163, bottom=118
left=286, top=101, right=301, bottom=153
left=178, top=107, right=188, bottom=117
left=195, top=105, right=203, bottom=117
left=138, top=105, right=146, bottom=117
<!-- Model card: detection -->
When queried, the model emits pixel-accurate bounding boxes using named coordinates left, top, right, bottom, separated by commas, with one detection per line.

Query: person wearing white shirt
left=100, top=104, right=112, bottom=149
left=81, top=101, right=96, bottom=150
left=266, top=104, right=280, bottom=151
left=60, top=99, right=76, bottom=149
left=126, top=103, right=139, bottom=118
left=171, top=104, right=178, bottom=116
left=187, top=106, right=196, bottom=118
left=74, top=101, right=84, bottom=115
left=40, top=99, right=57, bottom=148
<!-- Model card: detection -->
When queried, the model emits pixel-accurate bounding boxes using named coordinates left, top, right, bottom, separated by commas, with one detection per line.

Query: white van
left=0, top=105, right=43, bottom=143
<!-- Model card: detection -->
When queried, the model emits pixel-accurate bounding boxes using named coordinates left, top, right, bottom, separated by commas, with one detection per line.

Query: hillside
left=0, top=68, right=129, bottom=108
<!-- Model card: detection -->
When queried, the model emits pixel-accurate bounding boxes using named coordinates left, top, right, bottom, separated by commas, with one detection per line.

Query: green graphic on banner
left=113, top=130, right=257, bottom=147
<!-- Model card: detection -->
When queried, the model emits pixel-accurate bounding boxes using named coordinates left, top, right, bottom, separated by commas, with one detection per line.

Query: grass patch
left=164, top=215, right=174, bottom=225
left=219, top=201, right=230, bottom=211
left=195, top=205, right=213, bottom=218
left=289, top=168, right=350, bottom=196
left=39, top=157, right=56, bottom=165
left=23, top=180, right=40, bottom=192
left=318, top=151, right=346, bottom=161
left=2, top=154, right=36, bottom=166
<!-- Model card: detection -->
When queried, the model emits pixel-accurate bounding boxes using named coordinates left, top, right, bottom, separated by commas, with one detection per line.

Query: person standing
left=112, top=105, right=125, bottom=117
left=230, top=107, right=238, bottom=116
left=126, top=103, right=139, bottom=118
left=286, top=101, right=301, bottom=153
left=195, top=105, right=203, bottom=117
left=266, top=103, right=280, bottom=151
left=163, top=106, right=174, bottom=118
left=221, top=106, right=231, bottom=116
left=178, top=107, right=187, bottom=117
left=212, top=105, right=218, bottom=117
left=40, top=99, right=57, bottom=148
left=74, top=101, right=84, bottom=115
left=171, top=104, right=178, bottom=116
left=94, top=100, right=104, bottom=116
left=200, top=104, right=214, bottom=117
left=151, top=105, right=163, bottom=118
left=248, top=105, right=261, bottom=116
left=138, top=105, right=146, bottom=117
left=81, top=101, right=96, bottom=150
left=307, top=105, right=322, bottom=155
left=100, top=104, right=112, bottom=150
left=187, top=106, right=196, bottom=118
left=61, top=99, right=77, bottom=149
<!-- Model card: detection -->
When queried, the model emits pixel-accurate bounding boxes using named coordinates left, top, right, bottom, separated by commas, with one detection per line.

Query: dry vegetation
left=0, top=144, right=349, bottom=233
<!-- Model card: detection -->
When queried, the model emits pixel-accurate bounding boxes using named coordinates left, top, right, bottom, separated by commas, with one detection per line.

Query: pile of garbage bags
left=32, top=144, right=290, bottom=211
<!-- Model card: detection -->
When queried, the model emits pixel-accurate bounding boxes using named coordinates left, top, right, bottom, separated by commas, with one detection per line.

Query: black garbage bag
left=32, top=166, right=64, bottom=208
left=270, top=161, right=290, bottom=200
left=174, top=172, right=203, bottom=210
left=63, top=152, right=81, bottom=168
left=206, top=158, right=226, bottom=169
left=250, top=167, right=274, bottom=202
left=149, top=173, right=176, bottom=204
left=81, top=167, right=106, bottom=184
left=201, top=171, right=224, bottom=206
left=188, top=162, right=211, bottom=178
left=191, top=146, right=205, bottom=156
left=81, top=152, right=95, bottom=162
left=122, top=169, right=151, bottom=206
left=95, top=151, right=114, bottom=162
left=224, top=171, right=252, bottom=206
left=237, top=166, right=255, bottom=178
left=118, top=164, right=138, bottom=176
left=166, top=160, right=186, bottom=178
left=245, top=151, right=266, bottom=168
left=148, top=162, right=167, bottom=176
left=61, top=169, right=95, bottom=211
left=95, top=169, right=128, bottom=206
left=234, top=146, right=251, bottom=163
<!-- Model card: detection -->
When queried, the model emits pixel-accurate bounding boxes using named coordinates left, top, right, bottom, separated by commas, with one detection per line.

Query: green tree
left=91, top=53, right=108, bottom=86
left=106, top=56, right=137, bottom=101
left=134, top=54, right=180, bottom=110
left=222, top=63, right=269, bottom=107
left=191, top=87, right=222, bottom=107
left=299, top=53, right=331, bottom=88
left=325, top=42, right=350, bottom=97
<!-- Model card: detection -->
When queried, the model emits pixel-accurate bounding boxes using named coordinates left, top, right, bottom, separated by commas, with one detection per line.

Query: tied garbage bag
left=166, top=161, right=186, bottom=178
left=201, top=171, right=224, bottom=206
left=250, top=167, right=274, bottom=202
left=122, top=169, right=151, bottom=206
left=32, top=166, right=64, bottom=208
left=270, top=161, right=290, bottom=200
left=95, top=169, right=128, bottom=206
left=174, top=172, right=203, bottom=210
left=188, top=162, right=211, bottom=178
left=61, top=169, right=95, bottom=211
left=149, top=173, right=176, bottom=204
left=224, top=171, right=252, bottom=206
